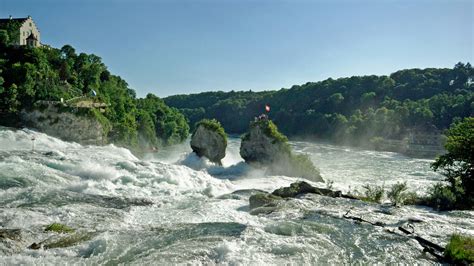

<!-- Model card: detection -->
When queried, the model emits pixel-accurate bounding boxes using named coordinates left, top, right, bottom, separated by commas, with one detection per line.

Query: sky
left=1, top=0, right=473, bottom=97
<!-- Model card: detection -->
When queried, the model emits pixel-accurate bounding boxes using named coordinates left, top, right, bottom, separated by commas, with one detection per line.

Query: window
left=29, top=23, right=32, bottom=27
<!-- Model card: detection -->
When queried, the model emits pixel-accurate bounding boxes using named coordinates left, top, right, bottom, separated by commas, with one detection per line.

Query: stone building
left=0, top=15, right=41, bottom=47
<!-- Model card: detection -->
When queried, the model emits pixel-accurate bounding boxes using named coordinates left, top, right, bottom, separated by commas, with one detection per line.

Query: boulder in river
left=249, top=192, right=283, bottom=209
left=0, top=229, right=22, bottom=241
left=240, top=117, right=323, bottom=182
left=248, top=181, right=346, bottom=210
left=272, top=181, right=342, bottom=198
left=190, top=119, right=227, bottom=165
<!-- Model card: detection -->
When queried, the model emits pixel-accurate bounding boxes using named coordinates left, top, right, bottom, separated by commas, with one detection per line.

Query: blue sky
left=1, top=0, right=473, bottom=97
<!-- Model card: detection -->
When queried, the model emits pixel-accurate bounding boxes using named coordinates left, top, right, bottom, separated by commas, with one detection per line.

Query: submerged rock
left=249, top=181, right=346, bottom=211
left=1, top=229, right=25, bottom=255
left=240, top=118, right=323, bottom=182
left=20, top=190, right=154, bottom=209
left=190, top=119, right=227, bottom=165
left=218, top=189, right=267, bottom=200
left=0, top=229, right=22, bottom=241
left=29, top=231, right=96, bottom=250
left=249, top=192, right=282, bottom=209
left=272, top=181, right=341, bottom=198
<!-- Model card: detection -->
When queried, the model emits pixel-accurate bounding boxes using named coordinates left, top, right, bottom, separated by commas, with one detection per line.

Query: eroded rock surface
left=190, top=121, right=227, bottom=164
left=240, top=119, right=323, bottom=182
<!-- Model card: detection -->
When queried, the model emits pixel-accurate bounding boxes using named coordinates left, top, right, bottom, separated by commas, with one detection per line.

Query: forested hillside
left=0, top=37, right=189, bottom=149
left=165, top=63, right=473, bottom=145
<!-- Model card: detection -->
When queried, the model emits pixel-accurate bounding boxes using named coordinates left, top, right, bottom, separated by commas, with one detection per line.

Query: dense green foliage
left=136, top=94, right=189, bottom=146
left=0, top=42, right=189, bottom=150
left=444, top=234, right=474, bottom=264
left=193, top=118, right=227, bottom=144
left=429, top=117, right=474, bottom=210
left=0, top=20, right=21, bottom=45
left=165, top=63, right=473, bottom=146
left=242, top=118, right=321, bottom=181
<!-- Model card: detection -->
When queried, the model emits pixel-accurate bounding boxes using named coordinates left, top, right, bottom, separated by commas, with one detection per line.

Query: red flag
left=265, top=104, right=270, bottom=112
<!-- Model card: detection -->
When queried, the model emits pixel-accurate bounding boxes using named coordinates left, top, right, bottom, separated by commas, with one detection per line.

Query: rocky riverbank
left=20, top=102, right=110, bottom=145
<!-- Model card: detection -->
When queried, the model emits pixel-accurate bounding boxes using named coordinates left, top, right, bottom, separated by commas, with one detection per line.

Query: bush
left=402, top=191, right=422, bottom=205
left=363, top=184, right=384, bottom=203
left=387, top=182, right=417, bottom=206
left=251, top=119, right=288, bottom=143
left=444, top=234, right=474, bottom=264
left=353, top=184, right=384, bottom=203
left=426, top=183, right=458, bottom=211
left=194, top=118, right=227, bottom=144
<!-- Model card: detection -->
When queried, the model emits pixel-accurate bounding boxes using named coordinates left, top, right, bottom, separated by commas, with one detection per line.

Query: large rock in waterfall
left=190, top=119, right=227, bottom=165
left=240, top=117, right=323, bottom=182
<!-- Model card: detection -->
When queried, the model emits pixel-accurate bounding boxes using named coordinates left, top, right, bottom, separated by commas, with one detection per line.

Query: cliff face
left=240, top=123, right=288, bottom=164
left=190, top=123, right=227, bottom=164
left=20, top=104, right=108, bottom=145
left=240, top=119, right=323, bottom=183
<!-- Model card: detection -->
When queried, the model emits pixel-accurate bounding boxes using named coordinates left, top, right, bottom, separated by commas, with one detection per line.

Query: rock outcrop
left=272, top=181, right=342, bottom=198
left=240, top=118, right=323, bottom=182
left=248, top=181, right=352, bottom=210
left=249, top=193, right=282, bottom=210
left=20, top=103, right=110, bottom=145
left=190, top=119, right=227, bottom=165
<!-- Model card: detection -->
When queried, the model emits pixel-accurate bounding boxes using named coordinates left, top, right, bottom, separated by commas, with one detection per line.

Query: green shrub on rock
left=358, top=184, right=384, bottom=203
left=426, top=183, right=458, bottom=211
left=193, top=119, right=227, bottom=145
left=254, top=119, right=288, bottom=144
left=45, top=223, right=75, bottom=233
left=191, top=118, right=227, bottom=164
left=240, top=118, right=322, bottom=182
left=444, top=234, right=474, bottom=264
left=387, top=182, right=421, bottom=206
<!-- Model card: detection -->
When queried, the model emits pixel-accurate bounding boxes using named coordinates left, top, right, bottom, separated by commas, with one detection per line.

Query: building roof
left=0, top=17, right=29, bottom=25
left=26, top=33, right=38, bottom=41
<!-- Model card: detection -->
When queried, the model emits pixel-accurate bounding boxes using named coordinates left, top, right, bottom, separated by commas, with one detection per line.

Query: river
left=0, top=127, right=472, bottom=264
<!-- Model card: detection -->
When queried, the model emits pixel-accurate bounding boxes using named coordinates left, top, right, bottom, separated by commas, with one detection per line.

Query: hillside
left=0, top=40, right=189, bottom=150
left=165, top=63, right=473, bottom=148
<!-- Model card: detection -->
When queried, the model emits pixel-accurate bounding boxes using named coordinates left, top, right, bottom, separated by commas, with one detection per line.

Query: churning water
left=0, top=126, right=472, bottom=264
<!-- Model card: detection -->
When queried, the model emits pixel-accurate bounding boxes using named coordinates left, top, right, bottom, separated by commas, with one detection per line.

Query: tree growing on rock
left=240, top=117, right=323, bottom=182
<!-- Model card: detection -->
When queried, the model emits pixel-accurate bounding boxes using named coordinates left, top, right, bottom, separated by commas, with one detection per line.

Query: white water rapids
left=0, top=127, right=473, bottom=264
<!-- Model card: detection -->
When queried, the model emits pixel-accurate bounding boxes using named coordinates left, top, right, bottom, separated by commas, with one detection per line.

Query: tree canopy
left=0, top=42, right=189, bottom=150
left=165, top=63, right=473, bottom=146
left=431, top=117, right=474, bottom=210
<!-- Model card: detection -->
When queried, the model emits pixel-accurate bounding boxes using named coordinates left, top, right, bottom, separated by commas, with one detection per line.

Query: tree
left=328, top=93, right=344, bottom=105
left=0, top=20, right=21, bottom=45
left=60, top=45, right=77, bottom=59
left=361, top=92, right=376, bottom=105
left=0, top=30, right=9, bottom=45
left=431, top=117, right=474, bottom=209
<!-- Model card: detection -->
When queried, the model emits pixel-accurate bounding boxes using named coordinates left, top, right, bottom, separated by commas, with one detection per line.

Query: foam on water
left=0, top=127, right=472, bottom=264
